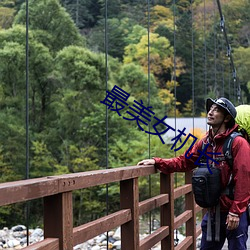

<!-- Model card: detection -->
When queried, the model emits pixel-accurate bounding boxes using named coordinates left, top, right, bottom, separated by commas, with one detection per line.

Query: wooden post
left=44, top=192, right=73, bottom=250
left=120, top=178, right=139, bottom=250
left=161, top=173, right=174, bottom=250
left=185, top=171, right=196, bottom=250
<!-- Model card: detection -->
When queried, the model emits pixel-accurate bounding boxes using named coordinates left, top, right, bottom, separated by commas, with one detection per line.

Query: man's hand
left=137, top=159, right=155, bottom=166
left=226, top=213, right=240, bottom=230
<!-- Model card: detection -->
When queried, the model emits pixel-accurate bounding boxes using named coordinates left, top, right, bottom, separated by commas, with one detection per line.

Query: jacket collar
left=207, top=124, right=239, bottom=144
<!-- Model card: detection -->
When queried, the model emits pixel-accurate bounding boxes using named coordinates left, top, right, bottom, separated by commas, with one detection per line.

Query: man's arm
left=137, top=139, right=202, bottom=174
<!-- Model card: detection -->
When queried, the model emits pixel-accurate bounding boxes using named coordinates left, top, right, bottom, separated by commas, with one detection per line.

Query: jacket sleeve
left=229, top=136, right=250, bottom=215
left=153, top=139, right=202, bottom=174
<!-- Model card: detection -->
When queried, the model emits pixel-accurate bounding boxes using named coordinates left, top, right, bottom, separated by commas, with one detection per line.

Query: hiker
left=137, top=97, right=250, bottom=250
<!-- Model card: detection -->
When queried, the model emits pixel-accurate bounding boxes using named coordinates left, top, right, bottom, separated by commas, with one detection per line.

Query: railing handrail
left=0, top=165, right=155, bottom=206
left=0, top=165, right=202, bottom=250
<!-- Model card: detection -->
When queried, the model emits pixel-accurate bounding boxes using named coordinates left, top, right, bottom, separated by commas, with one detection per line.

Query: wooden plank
left=139, top=194, right=169, bottom=215
left=120, top=178, right=140, bottom=250
left=44, top=192, right=73, bottom=250
left=174, top=184, right=192, bottom=199
left=196, top=225, right=202, bottom=237
left=140, top=226, right=169, bottom=250
left=174, top=210, right=192, bottom=229
left=0, top=165, right=156, bottom=206
left=0, top=177, right=59, bottom=206
left=185, top=172, right=196, bottom=250
left=161, top=173, right=174, bottom=250
left=174, top=236, right=193, bottom=250
left=73, top=209, right=131, bottom=245
left=58, top=165, right=156, bottom=192
left=195, top=204, right=203, bottom=213
left=22, top=238, right=59, bottom=250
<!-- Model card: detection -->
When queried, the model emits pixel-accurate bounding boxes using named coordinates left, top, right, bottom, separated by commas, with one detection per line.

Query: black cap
left=206, top=97, right=237, bottom=119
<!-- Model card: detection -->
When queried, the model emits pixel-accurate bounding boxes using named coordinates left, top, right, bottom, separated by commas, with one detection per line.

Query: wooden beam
left=0, top=165, right=156, bottom=206
left=22, top=238, right=59, bottom=250
left=185, top=172, right=196, bottom=250
left=120, top=178, right=140, bottom=250
left=196, top=226, right=202, bottom=237
left=139, top=194, right=169, bottom=215
left=175, top=236, right=193, bottom=250
left=174, top=184, right=192, bottom=199
left=139, top=226, right=169, bottom=250
left=58, top=165, right=156, bottom=192
left=73, top=209, right=131, bottom=245
left=174, top=210, right=192, bottom=229
left=0, top=177, right=59, bottom=206
left=161, top=173, right=174, bottom=250
left=44, top=192, right=73, bottom=250
left=195, top=204, right=203, bottom=213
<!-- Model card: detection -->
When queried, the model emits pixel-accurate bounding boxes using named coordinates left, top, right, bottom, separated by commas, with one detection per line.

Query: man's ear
left=224, top=114, right=232, bottom=123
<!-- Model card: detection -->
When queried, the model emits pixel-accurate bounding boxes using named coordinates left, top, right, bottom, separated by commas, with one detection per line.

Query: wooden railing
left=0, top=165, right=203, bottom=250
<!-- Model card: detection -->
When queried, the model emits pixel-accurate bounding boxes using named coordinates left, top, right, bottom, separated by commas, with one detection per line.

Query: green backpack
left=226, top=105, right=250, bottom=223
left=224, top=105, right=250, bottom=169
left=235, top=105, right=250, bottom=141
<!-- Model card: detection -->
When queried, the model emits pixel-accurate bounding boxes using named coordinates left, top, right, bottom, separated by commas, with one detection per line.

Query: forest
left=0, top=0, right=249, bottom=228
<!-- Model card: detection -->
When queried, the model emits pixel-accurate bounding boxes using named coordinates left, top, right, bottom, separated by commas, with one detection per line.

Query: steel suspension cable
left=147, top=0, right=152, bottom=234
left=203, top=0, right=207, bottom=99
left=213, top=0, right=217, bottom=96
left=104, top=0, right=109, bottom=248
left=218, top=34, right=225, bottom=96
left=173, top=0, right=177, bottom=173
left=191, top=1, right=195, bottom=134
left=172, top=0, right=179, bottom=245
left=216, top=0, right=242, bottom=104
left=25, top=0, right=30, bottom=245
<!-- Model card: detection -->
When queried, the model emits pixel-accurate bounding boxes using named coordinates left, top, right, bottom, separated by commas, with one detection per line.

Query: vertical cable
left=25, top=0, right=30, bottom=245
left=220, top=37, right=225, bottom=96
left=203, top=0, right=207, bottom=98
left=147, top=0, right=152, bottom=234
left=213, top=0, right=217, bottom=96
left=222, top=62, right=225, bottom=96
left=173, top=0, right=176, bottom=164
left=191, top=1, right=195, bottom=134
left=216, top=0, right=242, bottom=103
left=204, top=0, right=208, bottom=133
left=104, top=0, right=109, bottom=247
left=173, top=0, right=179, bottom=245
left=233, top=72, right=236, bottom=103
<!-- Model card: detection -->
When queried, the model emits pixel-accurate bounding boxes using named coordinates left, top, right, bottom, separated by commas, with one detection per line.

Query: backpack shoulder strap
left=199, top=141, right=208, bottom=164
left=223, top=132, right=242, bottom=170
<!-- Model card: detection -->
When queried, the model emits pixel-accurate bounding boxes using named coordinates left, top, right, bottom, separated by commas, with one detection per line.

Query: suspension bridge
left=1, top=165, right=249, bottom=249
left=0, top=0, right=249, bottom=249
left=0, top=165, right=206, bottom=249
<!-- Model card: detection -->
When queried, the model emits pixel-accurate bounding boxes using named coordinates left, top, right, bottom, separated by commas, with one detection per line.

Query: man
left=138, top=97, right=250, bottom=250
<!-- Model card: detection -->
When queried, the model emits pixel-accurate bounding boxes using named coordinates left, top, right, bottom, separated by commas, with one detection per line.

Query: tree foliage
left=14, top=0, right=84, bottom=52
left=0, top=0, right=249, bottom=228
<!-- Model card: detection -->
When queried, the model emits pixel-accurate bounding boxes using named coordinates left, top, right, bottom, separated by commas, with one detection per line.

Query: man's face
left=207, top=104, right=226, bottom=127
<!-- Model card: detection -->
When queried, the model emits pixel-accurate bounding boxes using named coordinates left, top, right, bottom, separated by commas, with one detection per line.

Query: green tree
left=234, top=46, right=250, bottom=102
left=0, top=25, right=56, bottom=132
left=86, top=17, right=138, bottom=60
left=0, top=6, right=15, bottom=29
left=0, top=0, right=23, bottom=29
left=61, top=0, right=101, bottom=28
left=14, top=0, right=84, bottom=52
left=116, top=63, right=165, bottom=113
left=30, top=141, right=57, bottom=177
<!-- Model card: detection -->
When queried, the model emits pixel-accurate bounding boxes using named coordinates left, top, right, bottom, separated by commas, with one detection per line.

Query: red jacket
left=154, top=124, right=250, bottom=216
